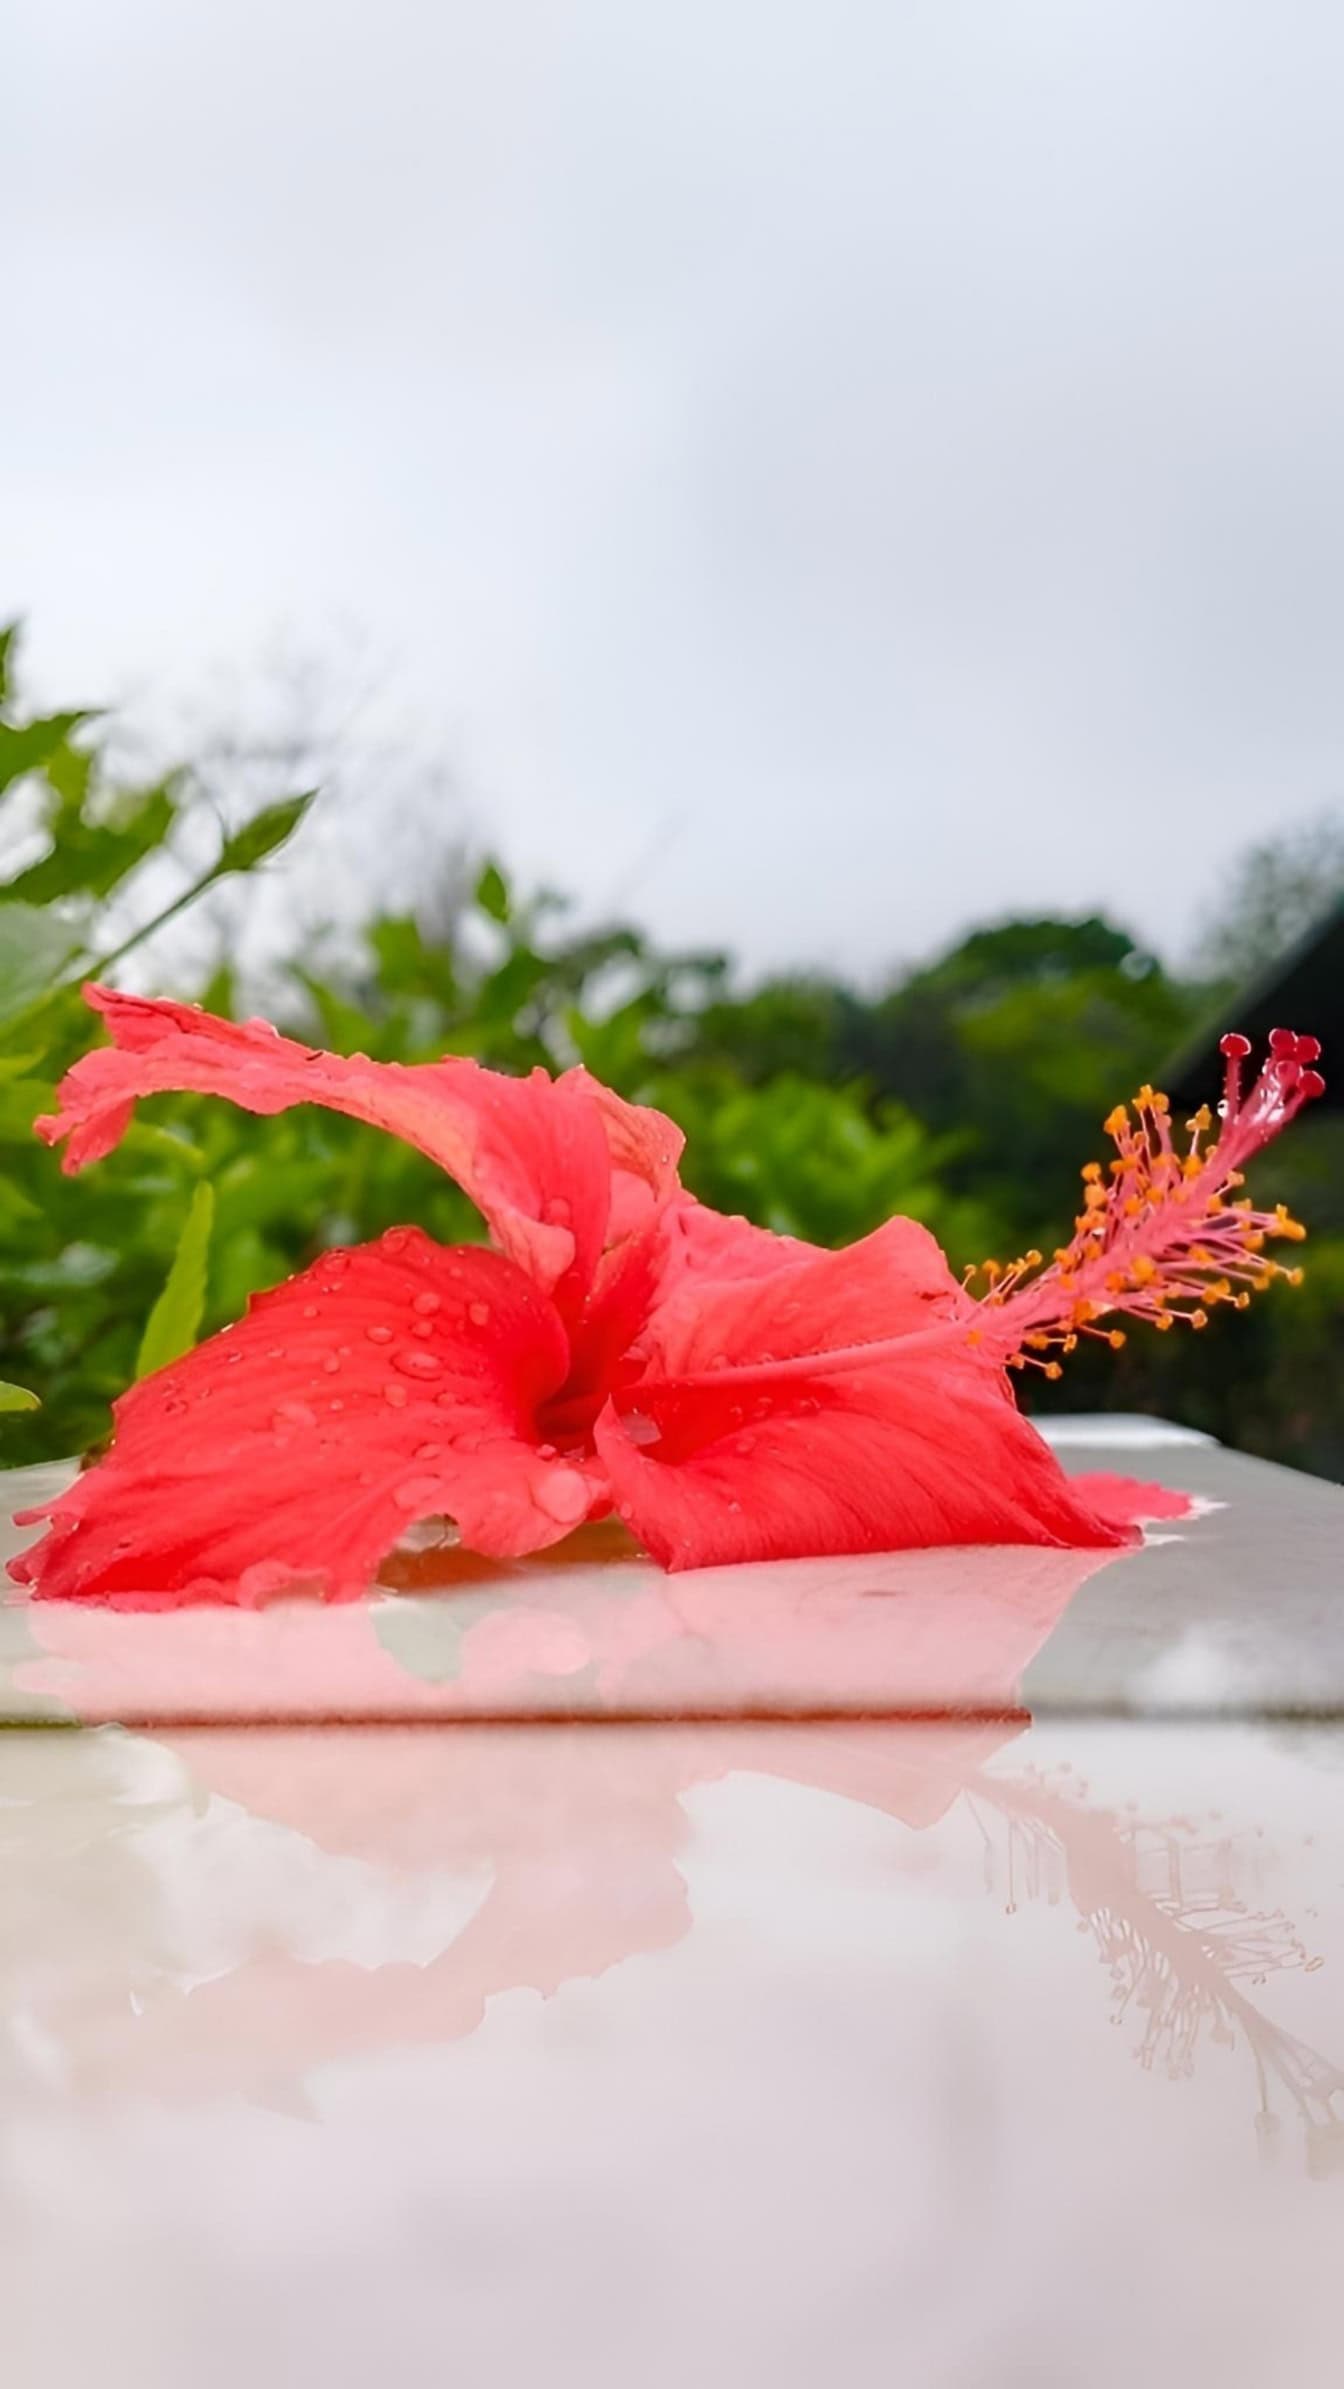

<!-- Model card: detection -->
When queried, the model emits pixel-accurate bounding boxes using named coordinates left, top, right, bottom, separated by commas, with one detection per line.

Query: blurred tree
left=1192, top=810, right=1344, bottom=986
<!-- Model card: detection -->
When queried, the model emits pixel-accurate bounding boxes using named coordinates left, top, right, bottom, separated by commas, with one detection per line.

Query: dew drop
left=383, top=1382, right=408, bottom=1408
left=394, top=1347, right=444, bottom=1380
left=164, top=1397, right=188, bottom=1417
left=727, top=1500, right=742, bottom=1514
left=411, top=1320, right=435, bottom=1340
left=456, top=1431, right=482, bottom=1451
left=321, top=1352, right=342, bottom=1374
left=623, top=1410, right=662, bottom=1448
left=468, top=1301, right=491, bottom=1327
left=544, top=1196, right=572, bottom=1227
left=366, top=1324, right=393, bottom=1345
left=737, top=1433, right=757, bottom=1455
left=384, top=1228, right=410, bottom=1253
left=414, top=1441, right=442, bottom=1461
left=412, top=1291, right=441, bottom=1316
left=535, top=1467, right=590, bottom=1524
left=301, top=1304, right=319, bottom=1320
left=272, top=1400, right=317, bottom=1430
left=536, top=1442, right=558, bottom=1460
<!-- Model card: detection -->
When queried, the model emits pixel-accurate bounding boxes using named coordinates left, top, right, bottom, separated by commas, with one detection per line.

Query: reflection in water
left=1, top=1498, right=1341, bottom=2172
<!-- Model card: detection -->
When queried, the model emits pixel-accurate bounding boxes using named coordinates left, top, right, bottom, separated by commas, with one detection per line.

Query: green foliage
left=135, top=1182, right=216, bottom=1379
left=1, top=626, right=1339, bottom=1482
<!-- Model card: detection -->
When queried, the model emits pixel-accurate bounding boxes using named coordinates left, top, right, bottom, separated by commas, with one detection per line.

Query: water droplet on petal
left=727, top=1499, right=742, bottom=1514
left=384, top=1228, right=410, bottom=1253
left=468, top=1301, right=491, bottom=1327
left=536, top=1442, right=557, bottom=1460
left=321, top=1352, right=342, bottom=1374
left=414, top=1441, right=442, bottom=1461
left=736, top=1433, right=757, bottom=1455
left=383, top=1382, right=408, bottom=1408
left=412, top=1291, right=441, bottom=1315
left=544, top=1196, right=572, bottom=1227
left=535, top=1467, right=590, bottom=1524
left=366, top=1324, right=393, bottom=1344
left=164, top=1397, right=188, bottom=1417
left=411, top=1320, right=435, bottom=1340
left=623, top=1410, right=662, bottom=1448
left=302, top=1304, right=319, bottom=1320
left=272, top=1400, right=317, bottom=1430
left=394, top=1347, right=444, bottom=1380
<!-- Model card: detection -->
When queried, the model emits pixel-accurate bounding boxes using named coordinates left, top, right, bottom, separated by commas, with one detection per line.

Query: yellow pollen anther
left=1081, top=1162, right=1102, bottom=1183
left=1104, top=1106, right=1130, bottom=1137
left=1108, top=1329, right=1126, bottom=1349
left=1130, top=1254, right=1158, bottom=1285
left=1190, top=1308, right=1208, bottom=1329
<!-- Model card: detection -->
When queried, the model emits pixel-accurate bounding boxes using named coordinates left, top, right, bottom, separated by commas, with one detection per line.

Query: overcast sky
left=7, top=1, right=1344, bottom=978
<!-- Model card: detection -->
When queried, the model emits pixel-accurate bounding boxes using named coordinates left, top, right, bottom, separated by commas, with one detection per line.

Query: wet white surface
left=2, top=1716, right=1342, bottom=2388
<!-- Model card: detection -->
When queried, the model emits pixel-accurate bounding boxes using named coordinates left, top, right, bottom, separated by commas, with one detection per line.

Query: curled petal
left=10, top=1230, right=609, bottom=1606
left=39, top=987, right=681, bottom=1300
left=596, top=1222, right=1129, bottom=1568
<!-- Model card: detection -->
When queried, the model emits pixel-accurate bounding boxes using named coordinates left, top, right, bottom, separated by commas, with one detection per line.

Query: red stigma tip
left=1299, top=1067, right=1326, bottom=1100
left=1295, top=1033, right=1322, bottom=1063
left=1268, top=1027, right=1297, bottom=1058
left=1219, top=1032, right=1252, bottom=1059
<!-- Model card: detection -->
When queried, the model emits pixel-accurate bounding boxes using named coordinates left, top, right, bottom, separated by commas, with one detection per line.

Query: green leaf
left=0, top=902, right=88, bottom=1022
left=474, top=859, right=510, bottom=923
left=2, top=778, right=177, bottom=905
left=213, top=790, right=316, bottom=879
left=134, top=1182, right=215, bottom=1380
left=0, top=713, right=94, bottom=797
left=0, top=623, right=17, bottom=708
left=0, top=1378, right=39, bottom=1413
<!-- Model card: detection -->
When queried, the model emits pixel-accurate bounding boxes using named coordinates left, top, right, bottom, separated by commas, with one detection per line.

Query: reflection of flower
left=970, top=1769, right=1344, bottom=2174
left=11, top=989, right=1322, bottom=1601
left=5, top=1512, right=1340, bottom=2168
left=12, top=1481, right=1161, bottom=1722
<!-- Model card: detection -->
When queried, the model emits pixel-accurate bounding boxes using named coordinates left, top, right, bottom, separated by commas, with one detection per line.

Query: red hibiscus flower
left=8, top=990, right=1323, bottom=1605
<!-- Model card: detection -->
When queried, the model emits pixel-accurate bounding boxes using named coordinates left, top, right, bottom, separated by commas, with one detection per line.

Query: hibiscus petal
left=9, top=1229, right=609, bottom=1606
left=594, top=1222, right=1130, bottom=1567
left=39, top=987, right=683, bottom=1299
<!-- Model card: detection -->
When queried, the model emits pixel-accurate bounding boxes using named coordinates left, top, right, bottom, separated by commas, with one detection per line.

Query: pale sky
left=7, top=1, right=1344, bottom=977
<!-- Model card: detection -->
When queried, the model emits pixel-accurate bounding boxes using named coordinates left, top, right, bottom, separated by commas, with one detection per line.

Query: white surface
left=1, top=1716, right=1341, bottom=2387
